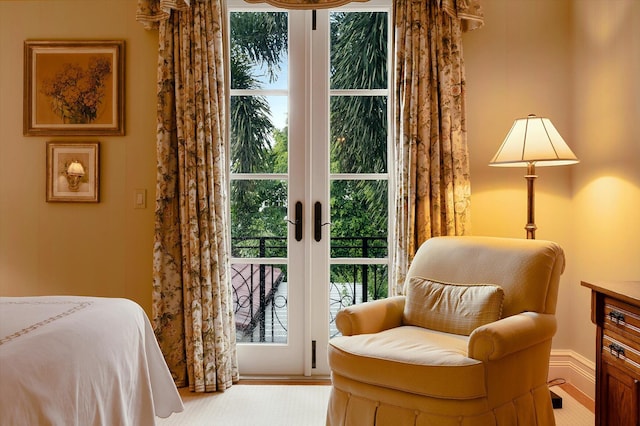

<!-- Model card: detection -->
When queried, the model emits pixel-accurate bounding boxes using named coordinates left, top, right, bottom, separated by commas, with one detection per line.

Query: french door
left=229, top=2, right=391, bottom=376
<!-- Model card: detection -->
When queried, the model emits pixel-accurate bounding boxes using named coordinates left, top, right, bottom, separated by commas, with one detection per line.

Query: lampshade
left=67, top=160, right=85, bottom=176
left=489, top=114, right=579, bottom=168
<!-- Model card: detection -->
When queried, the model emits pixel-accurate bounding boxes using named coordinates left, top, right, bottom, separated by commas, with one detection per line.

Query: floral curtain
left=136, top=0, right=239, bottom=392
left=391, top=0, right=483, bottom=295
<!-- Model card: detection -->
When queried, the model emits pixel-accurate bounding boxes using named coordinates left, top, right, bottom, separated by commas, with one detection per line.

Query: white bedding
left=0, top=296, right=183, bottom=426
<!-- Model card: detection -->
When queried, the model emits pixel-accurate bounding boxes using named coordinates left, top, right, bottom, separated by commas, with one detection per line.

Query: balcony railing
left=231, top=236, right=388, bottom=342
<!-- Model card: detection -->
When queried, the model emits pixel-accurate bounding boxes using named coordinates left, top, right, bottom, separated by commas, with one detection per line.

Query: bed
left=0, top=296, right=183, bottom=425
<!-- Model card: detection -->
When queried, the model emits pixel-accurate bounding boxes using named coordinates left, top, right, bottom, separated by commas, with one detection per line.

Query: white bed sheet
left=0, top=296, right=183, bottom=426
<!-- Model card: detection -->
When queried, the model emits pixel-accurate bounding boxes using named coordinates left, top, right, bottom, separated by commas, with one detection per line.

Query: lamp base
left=525, top=164, right=537, bottom=240
left=525, top=223, right=537, bottom=240
left=551, top=390, right=562, bottom=409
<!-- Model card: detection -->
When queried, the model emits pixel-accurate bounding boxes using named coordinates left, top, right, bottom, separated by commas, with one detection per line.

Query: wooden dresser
left=582, top=280, right=640, bottom=426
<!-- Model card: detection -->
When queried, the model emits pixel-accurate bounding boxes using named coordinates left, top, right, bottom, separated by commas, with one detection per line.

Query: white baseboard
left=548, top=349, right=596, bottom=400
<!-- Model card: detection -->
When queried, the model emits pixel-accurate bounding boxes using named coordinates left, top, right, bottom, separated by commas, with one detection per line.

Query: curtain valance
left=137, top=0, right=483, bottom=17
left=136, top=0, right=191, bottom=29
left=242, top=0, right=484, bottom=14
left=242, top=0, right=366, bottom=10
left=441, top=0, right=484, bottom=32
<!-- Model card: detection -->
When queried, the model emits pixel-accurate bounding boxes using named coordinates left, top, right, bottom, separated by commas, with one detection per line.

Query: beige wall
left=570, top=1, right=640, bottom=358
left=464, top=0, right=640, bottom=364
left=1, top=0, right=639, bottom=366
left=464, top=0, right=578, bottom=353
left=0, top=1, right=159, bottom=315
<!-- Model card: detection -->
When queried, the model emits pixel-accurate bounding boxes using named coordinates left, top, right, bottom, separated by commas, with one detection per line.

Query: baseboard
left=239, top=352, right=596, bottom=399
left=548, top=349, right=596, bottom=400
left=239, top=375, right=331, bottom=385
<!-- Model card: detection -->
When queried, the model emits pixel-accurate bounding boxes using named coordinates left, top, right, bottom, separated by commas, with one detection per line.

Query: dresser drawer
left=604, top=296, right=640, bottom=341
left=582, top=281, right=640, bottom=426
left=603, top=332, right=640, bottom=377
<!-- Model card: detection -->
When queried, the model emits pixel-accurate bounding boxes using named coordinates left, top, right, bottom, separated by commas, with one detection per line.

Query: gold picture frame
left=24, top=40, right=124, bottom=136
left=46, top=142, right=99, bottom=203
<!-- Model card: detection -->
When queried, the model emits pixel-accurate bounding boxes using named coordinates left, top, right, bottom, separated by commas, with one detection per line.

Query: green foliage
left=230, top=95, right=273, bottom=174
left=271, top=127, right=288, bottom=174
left=330, top=12, right=387, bottom=90
left=330, top=180, right=387, bottom=242
left=230, top=12, right=288, bottom=250
left=230, top=180, right=287, bottom=257
left=330, top=264, right=388, bottom=302
left=330, top=12, right=388, bottom=175
left=230, top=12, right=288, bottom=84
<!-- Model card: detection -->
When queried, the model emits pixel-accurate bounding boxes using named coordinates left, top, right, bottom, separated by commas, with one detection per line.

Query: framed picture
left=24, top=40, right=124, bottom=136
left=46, top=142, right=99, bottom=203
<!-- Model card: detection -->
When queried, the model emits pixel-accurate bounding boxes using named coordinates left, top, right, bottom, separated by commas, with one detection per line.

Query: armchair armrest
left=468, top=312, right=557, bottom=361
left=335, top=296, right=405, bottom=336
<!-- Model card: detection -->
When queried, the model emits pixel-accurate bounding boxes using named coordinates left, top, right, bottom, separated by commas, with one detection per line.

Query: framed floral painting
left=46, top=142, right=99, bottom=202
left=24, top=40, right=124, bottom=136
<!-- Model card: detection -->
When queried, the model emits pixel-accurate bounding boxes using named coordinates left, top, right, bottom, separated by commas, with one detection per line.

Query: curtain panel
left=391, top=0, right=483, bottom=295
left=137, top=0, right=239, bottom=392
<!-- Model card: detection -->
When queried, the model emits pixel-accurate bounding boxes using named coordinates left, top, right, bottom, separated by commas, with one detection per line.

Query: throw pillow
left=403, top=277, right=504, bottom=336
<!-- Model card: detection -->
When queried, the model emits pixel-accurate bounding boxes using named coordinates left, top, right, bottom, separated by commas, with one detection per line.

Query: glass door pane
left=230, top=10, right=306, bottom=375
left=328, top=10, right=390, bottom=339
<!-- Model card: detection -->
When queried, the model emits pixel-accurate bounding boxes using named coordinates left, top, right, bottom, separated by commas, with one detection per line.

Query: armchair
left=327, top=236, right=565, bottom=426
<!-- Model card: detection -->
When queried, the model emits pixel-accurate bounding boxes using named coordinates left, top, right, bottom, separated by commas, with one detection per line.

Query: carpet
left=157, top=385, right=331, bottom=426
left=157, top=384, right=593, bottom=426
left=551, top=386, right=595, bottom=426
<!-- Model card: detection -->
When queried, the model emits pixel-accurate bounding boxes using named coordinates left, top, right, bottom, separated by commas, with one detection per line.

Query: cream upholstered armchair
left=327, top=236, right=565, bottom=426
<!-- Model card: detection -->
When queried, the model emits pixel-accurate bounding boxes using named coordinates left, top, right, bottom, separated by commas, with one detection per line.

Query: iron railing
left=231, top=236, right=388, bottom=342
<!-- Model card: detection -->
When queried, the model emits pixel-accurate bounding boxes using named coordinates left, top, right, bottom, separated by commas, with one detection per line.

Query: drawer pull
left=609, top=310, right=626, bottom=324
left=609, top=343, right=626, bottom=359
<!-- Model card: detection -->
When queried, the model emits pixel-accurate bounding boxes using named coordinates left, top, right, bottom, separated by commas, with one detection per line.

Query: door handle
left=314, top=202, right=331, bottom=242
left=286, top=201, right=303, bottom=241
left=314, top=202, right=322, bottom=242
left=295, top=201, right=303, bottom=241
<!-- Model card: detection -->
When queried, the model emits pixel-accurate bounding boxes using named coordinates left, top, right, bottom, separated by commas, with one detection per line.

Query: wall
left=0, top=1, right=159, bottom=315
left=464, top=0, right=577, bottom=350
left=570, top=0, right=640, bottom=358
left=464, top=0, right=640, bottom=385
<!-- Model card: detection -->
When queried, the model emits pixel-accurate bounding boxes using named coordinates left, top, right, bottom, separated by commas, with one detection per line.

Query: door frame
left=229, top=2, right=393, bottom=377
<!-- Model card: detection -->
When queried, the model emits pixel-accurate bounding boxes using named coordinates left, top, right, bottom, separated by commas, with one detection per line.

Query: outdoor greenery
left=229, top=11, right=389, bottom=300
